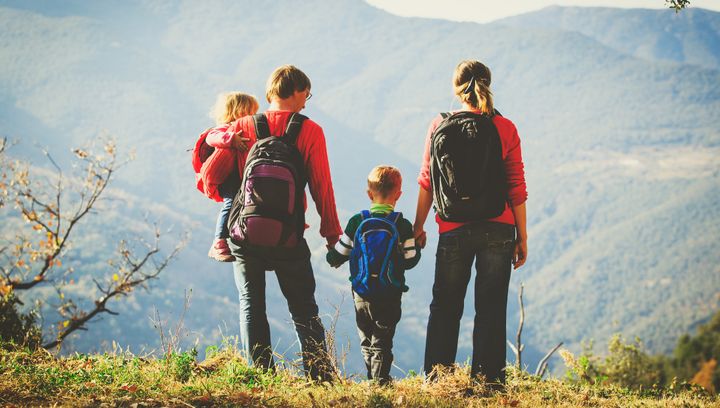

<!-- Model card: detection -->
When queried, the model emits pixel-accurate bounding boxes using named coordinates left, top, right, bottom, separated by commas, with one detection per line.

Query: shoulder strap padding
left=253, top=113, right=271, bottom=140
left=440, top=112, right=451, bottom=119
left=361, top=210, right=371, bottom=220
left=282, top=113, right=307, bottom=146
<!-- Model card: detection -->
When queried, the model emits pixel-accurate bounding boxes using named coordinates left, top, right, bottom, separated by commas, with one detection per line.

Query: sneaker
left=208, top=239, right=234, bottom=262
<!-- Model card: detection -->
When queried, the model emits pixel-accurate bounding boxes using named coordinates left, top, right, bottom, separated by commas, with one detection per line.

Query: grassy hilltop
left=0, top=344, right=716, bottom=408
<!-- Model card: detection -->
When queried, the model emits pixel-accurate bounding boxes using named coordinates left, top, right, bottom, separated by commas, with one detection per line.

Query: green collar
left=370, top=203, right=394, bottom=214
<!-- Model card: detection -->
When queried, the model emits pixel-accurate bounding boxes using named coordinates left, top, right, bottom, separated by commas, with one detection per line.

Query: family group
left=191, top=61, right=527, bottom=389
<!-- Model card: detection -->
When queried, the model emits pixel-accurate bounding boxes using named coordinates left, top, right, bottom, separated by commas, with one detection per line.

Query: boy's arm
left=325, top=214, right=361, bottom=268
left=398, top=218, right=421, bottom=269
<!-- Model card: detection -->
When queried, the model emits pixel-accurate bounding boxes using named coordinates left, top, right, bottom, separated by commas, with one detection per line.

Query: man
left=206, top=65, right=342, bottom=380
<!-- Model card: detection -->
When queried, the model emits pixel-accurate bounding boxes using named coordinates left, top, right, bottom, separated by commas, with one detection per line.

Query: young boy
left=327, top=165, right=420, bottom=385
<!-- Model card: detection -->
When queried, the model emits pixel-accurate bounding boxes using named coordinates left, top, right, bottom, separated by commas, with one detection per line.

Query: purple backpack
left=228, top=113, right=307, bottom=247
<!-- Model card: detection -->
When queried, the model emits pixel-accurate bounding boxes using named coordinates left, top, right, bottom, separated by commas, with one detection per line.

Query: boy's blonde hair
left=265, top=65, right=311, bottom=102
left=210, top=92, right=259, bottom=125
left=453, top=60, right=494, bottom=115
left=367, top=165, right=402, bottom=198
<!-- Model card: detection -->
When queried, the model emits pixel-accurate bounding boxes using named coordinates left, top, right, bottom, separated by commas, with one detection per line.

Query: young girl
left=201, top=92, right=259, bottom=261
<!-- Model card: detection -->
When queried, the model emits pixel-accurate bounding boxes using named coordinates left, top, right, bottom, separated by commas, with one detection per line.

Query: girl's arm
left=206, top=123, right=249, bottom=150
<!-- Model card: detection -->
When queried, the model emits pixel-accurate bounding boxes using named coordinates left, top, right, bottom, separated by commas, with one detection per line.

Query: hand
left=231, top=130, right=250, bottom=151
left=326, top=235, right=339, bottom=250
left=413, top=226, right=427, bottom=249
left=513, top=239, right=527, bottom=270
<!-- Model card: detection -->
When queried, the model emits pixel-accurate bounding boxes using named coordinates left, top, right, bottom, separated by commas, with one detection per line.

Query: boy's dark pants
left=353, top=291, right=402, bottom=384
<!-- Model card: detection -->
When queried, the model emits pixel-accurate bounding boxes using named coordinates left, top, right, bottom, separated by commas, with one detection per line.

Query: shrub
left=0, top=293, right=41, bottom=349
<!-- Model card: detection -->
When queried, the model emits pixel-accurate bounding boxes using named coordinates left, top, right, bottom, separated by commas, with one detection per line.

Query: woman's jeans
left=228, top=239, right=332, bottom=381
left=214, top=182, right=237, bottom=240
left=424, top=222, right=515, bottom=384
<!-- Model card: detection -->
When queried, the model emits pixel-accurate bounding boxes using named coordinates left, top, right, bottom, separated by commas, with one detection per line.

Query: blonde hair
left=367, top=165, right=402, bottom=198
left=210, top=92, right=259, bottom=125
left=453, top=60, right=494, bottom=114
left=265, top=65, right=311, bottom=102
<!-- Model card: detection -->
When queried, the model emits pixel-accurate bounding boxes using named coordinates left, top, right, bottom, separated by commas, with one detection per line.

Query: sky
left=366, top=0, right=720, bottom=23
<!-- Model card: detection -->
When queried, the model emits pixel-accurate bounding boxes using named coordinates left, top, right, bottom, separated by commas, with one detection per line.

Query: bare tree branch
left=515, top=283, right=525, bottom=369
left=1, top=138, right=184, bottom=350
left=535, top=342, right=564, bottom=378
left=43, top=239, right=180, bottom=349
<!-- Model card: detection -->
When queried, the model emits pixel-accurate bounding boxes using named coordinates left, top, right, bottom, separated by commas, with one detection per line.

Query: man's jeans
left=229, top=239, right=332, bottom=380
left=353, top=291, right=402, bottom=384
left=424, top=222, right=515, bottom=384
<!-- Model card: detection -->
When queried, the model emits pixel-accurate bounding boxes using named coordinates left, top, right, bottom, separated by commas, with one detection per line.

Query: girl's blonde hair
left=210, top=92, right=259, bottom=125
left=453, top=60, right=494, bottom=114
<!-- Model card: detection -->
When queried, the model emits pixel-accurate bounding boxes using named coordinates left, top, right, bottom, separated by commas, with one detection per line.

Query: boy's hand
left=326, top=235, right=339, bottom=250
left=231, top=130, right=250, bottom=151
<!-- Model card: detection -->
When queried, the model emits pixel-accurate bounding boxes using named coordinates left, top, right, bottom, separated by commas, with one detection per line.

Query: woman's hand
left=231, top=130, right=251, bottom=151
left=414, top=225, right=427, bottom=249
left=512, top=238, right=527, bottom=270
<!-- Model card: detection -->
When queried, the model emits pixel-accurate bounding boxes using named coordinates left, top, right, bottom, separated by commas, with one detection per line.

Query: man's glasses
left=306, top=92, right=312, bottom=101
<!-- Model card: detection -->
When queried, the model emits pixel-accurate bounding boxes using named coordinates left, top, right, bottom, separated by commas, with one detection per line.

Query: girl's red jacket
left=192, top=124, right=231, bottom=203
left=417, top=111, right=528, bottom=234
left=203, top=110, right=342, bottom=240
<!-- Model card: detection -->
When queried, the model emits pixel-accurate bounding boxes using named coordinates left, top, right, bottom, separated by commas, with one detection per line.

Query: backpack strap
left=360, top=210, right=371, bottom=220
left=253, top=113, right=271, bottom=140
left=282, top=113, right=307, bottom=146
left=386, top=211, right=401, bottom=225
left=493, top=108, right=502, bottom=117
left=440, top=112, right=451, bottom=119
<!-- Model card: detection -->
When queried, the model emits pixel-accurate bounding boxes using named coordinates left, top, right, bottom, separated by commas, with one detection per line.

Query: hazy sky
left=366, top=0, right=720, bottom=22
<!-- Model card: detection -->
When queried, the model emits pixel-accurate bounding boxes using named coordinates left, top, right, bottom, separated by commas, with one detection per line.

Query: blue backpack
left=349, top=210, right=404, bottom=299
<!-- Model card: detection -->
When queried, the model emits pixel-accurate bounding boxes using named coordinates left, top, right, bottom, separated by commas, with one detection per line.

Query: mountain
left=496, top=6, right=720, bottom=69
left=0, top=0, right=719, bottom=376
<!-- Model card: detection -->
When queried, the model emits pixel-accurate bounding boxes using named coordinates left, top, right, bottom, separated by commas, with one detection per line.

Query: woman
left=413, top=60, right=528, bottom=388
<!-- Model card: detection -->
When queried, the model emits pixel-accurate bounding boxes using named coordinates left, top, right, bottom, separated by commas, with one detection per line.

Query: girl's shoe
left=208, top=239, right=234, bottom=262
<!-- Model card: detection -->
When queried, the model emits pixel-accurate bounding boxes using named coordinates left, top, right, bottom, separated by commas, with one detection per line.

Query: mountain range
left=0, top=0, right=718, bottom=376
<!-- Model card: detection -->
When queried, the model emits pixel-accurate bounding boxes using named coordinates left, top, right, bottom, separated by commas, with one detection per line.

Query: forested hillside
left=0, top=0, right=718, bottom=376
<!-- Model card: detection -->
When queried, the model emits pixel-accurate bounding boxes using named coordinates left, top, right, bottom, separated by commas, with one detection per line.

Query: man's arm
left=304, top=125, right=342, bottom=247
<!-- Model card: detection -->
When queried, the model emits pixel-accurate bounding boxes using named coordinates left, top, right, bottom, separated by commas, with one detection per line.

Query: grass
left=0, top=343, right=716, bottom=407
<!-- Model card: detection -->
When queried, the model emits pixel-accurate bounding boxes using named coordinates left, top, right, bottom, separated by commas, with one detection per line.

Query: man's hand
left=512, top=239, right=527, bottom=270
left=413, top=225, right=427, bottom=249
left=326, top=235, right=339, bottom=250
left=231, top=130, right=250, bottom=151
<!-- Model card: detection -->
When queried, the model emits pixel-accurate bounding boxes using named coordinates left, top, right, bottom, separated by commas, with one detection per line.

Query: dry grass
left=0, top=345, right=716, bottom=407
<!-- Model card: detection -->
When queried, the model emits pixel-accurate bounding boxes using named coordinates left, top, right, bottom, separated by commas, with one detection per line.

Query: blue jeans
left=214, top=182, right=237, bottom=240
left=228, top=239, right=332, bottom=380
left=424, top=222, right=515, bottom=384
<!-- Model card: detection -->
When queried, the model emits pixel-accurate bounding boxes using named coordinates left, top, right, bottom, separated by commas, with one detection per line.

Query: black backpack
left=228, top=113, right=307, bottom=247
left=430, top=111, right=507, bottom=222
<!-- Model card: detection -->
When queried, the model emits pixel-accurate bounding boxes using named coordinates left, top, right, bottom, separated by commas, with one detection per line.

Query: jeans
left=353, top=291, right=402, bottom=384
left=214, top=181, right=238, bottom=240
left=424, top=222, right=515, bottom=384
left=228, top=239, right=332, bottom=381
